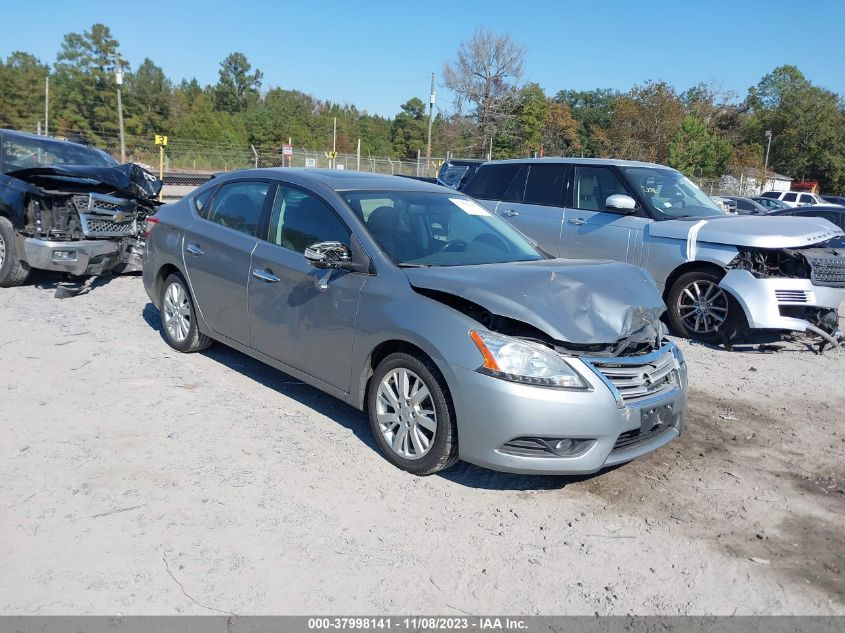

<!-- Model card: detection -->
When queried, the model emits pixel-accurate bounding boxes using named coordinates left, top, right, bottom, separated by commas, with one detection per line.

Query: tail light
left=143, top=216, right=160, bottom=239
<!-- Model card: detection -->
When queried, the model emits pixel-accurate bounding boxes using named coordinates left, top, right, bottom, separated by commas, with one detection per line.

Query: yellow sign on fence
left=154, top=135, right=168, bottom=146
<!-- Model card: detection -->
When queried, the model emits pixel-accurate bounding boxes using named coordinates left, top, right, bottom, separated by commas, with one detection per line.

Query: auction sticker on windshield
left=450, top=197, right=491, bottom=216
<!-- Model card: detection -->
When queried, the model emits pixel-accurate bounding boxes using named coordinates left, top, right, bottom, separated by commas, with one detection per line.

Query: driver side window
left=267, top=185, right=350, bottom=253
left=574, top=166, right=634, bottom=213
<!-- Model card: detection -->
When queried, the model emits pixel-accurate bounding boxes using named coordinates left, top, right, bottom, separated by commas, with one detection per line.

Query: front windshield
left=623, top=167, right=726, bottom=219
left=342, top=191, right=544, bottom=267
left=2, top=135, right=118, bottom=173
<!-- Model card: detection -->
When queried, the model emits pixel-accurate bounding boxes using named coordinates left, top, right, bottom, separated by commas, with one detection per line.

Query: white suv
left=761, top=191, right=826, bottom=207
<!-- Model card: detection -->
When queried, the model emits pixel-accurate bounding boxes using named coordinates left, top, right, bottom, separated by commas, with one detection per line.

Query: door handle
left=568, top=218, right=586, bottom=226
left=252, top=268, right=281, bottom=283
left=501, top=209, right=519, bottom=217
left=185, top=243, right=205, bottom=256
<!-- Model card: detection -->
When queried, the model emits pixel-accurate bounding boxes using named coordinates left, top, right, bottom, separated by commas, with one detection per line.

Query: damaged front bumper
left=21, top=236, right=142, bottom=276
left=719, top=270, right=845, bottom=336
left=446, top=343, right=688, bottom=475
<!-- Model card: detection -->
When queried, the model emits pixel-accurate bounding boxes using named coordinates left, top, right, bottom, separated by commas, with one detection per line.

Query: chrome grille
left=73, top=193, right=138, bottom=237
left=80, top=216, right=136, bottom=235
left=584, top=347, right=680, bottom=406
left=775, top=289, right=812, bottom=303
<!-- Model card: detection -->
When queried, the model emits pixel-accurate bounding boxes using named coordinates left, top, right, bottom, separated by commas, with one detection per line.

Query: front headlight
left=469, top=330, right=587, bottom=389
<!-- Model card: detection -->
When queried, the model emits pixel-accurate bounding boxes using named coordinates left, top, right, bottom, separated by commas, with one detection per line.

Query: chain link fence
left=36, top=127, right=447, bottom=178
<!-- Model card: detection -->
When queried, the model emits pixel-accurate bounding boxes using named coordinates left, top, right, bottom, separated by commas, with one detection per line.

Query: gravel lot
left=1, top=272, right=842, bottom=615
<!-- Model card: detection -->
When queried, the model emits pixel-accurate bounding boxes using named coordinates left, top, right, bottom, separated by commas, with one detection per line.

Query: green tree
left=52, top=24, right=124, bottom=140
left=127, top=58, right=172, bottom=135
left=555, top=88, right=617, bottom=156
left=668, top=115, right=732, bottom=178
left=0, top=52, right=49, bottom=129
left=391, top=97, right=428, bottom=158
left=214, top=52, right=262, bottom=113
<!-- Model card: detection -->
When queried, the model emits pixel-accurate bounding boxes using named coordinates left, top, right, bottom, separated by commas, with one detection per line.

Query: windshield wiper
left=398, top=263, right=432, bottom=268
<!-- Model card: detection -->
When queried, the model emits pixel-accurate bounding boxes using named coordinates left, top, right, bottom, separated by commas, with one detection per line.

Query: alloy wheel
left=162, top=281, right=192, bottom=343
left=677, top=279, right=729, bottom=334
left=0, top=232, right=5, bottom=268
left=375, top=368, right=437, bottom=460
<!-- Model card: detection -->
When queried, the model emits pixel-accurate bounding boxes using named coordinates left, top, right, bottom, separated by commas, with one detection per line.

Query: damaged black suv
left=0, top=129, right=161, bottom=286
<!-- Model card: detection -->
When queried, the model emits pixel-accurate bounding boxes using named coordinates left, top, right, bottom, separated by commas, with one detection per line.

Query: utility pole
left=763, top=130, right=773, bottom=191
left=332, top=116, right=337, bottom=169
left=115, top=60, right=126, bottom=162
left=44, top=76, right=49, bottom=136
left=356, top=138, right=361, bottom=172
left=425, top=73, right=435, bottom=177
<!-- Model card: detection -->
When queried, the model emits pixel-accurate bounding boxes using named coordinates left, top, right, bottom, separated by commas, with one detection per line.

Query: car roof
left=213, top=168, right=457, bottom=193
left=484, top=157, right=677, bottom=169
left=0, top=128, right=96, bottom=152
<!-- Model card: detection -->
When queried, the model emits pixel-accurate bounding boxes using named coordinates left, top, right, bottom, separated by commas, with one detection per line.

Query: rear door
left=462, top=162, right=567, bottom=256
left=248, top=183, right=366, bottom=392
left=182, top=179, right=272, bottom=345
left=560, top=165, right=649, bottom=264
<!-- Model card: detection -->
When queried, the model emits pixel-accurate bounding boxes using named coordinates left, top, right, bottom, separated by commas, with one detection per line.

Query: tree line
left=1, top=24, right=843, bottom=190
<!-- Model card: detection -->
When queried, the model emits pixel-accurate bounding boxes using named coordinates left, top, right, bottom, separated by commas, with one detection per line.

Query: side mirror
left=304, top=241, right=352, bottom=269
left=605, top=194, right=637, bottom=213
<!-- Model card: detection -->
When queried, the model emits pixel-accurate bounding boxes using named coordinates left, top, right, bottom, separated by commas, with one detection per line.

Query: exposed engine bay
left=10, top=163, right=161, bottom=276
left=728, top=243, right=845, bottom=288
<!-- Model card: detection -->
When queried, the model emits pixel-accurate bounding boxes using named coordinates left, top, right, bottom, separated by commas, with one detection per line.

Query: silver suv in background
left=143, top=169, right=687, bottom=475
left=464, top=159, right=845, bottom=346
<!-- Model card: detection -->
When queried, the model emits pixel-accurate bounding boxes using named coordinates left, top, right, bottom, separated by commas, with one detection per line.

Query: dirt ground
left=0, top=271, right=842, bottom=616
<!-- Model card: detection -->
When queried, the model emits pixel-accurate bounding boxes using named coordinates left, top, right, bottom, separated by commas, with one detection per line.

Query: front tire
left=367, top=352, right=459, bottom=475
left=666, top=269, right=744, bottom=343
left=159, top=273, right=212, bottom=353
left=0, top=216, right=31, bottom=287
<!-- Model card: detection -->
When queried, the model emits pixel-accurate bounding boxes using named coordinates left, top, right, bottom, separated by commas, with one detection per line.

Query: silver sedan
left=143, top=169, right=687, bottom=475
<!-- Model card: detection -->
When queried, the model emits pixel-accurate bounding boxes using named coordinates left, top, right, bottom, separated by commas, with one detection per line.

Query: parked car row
left=2, top=131, right=843, bottom=478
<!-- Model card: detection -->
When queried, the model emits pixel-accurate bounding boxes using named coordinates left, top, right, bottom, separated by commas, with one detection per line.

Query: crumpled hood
left=649, top=215, right=844, bottom=248
left=9, top=163, right=162, bottom=202
left=404, top=259, right=666, bottom=345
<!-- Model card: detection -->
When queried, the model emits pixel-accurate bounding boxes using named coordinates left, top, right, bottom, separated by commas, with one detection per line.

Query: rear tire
left=666, top=269, right=744, bottom=343
left=159, top=272, right=212, bottom=353
left=0, top=217, right=31, bottom=287
left=367, top=352, right=459, bottom=475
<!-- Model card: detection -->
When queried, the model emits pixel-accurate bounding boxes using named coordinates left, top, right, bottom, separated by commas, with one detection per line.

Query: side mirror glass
left=605, top=194, right=637, bottom=213
left=304, top=241, right=352, bottom=269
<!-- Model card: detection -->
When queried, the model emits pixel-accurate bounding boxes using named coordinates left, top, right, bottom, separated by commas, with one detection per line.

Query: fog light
left=555, top=439, right=574, bottom=452
left=52, top=251, right=77, bottom=261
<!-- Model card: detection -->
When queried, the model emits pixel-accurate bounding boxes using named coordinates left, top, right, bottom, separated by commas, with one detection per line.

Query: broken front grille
left=73, top=193, right=138, bottom=238
left=611, top=424, right=672, bottom=453
left=584, top=347, right=680, bottom=406
left=806, top=254, right=845, bottom=287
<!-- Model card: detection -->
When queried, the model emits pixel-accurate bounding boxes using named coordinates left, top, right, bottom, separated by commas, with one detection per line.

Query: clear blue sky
left=3, top=0, right=845, bottom=117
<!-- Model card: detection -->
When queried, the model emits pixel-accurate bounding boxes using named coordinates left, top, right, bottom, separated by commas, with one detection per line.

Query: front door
left=182, top=179, right=272, bottom=344
left=561, top=165, right=649, bottom=265
left=248, top=184, right=366, bottom=392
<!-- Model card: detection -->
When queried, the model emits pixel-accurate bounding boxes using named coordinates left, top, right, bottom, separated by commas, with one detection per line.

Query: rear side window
left=206, top=181, right=270, bottom=236
left=193, top=186, right=216, bottom=217
left=736, top=199, right=753, bottom=211
left=761, top=192, right=779, bottom=199
left=799, top=194, right=815, bottom=204
left=523, top=164, right=567, bottom=206
left=463, top=164, right=522, bottom=200
left=783, top=192, right=798, bottom=202
left=502, top=165, right=528, bottom=203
